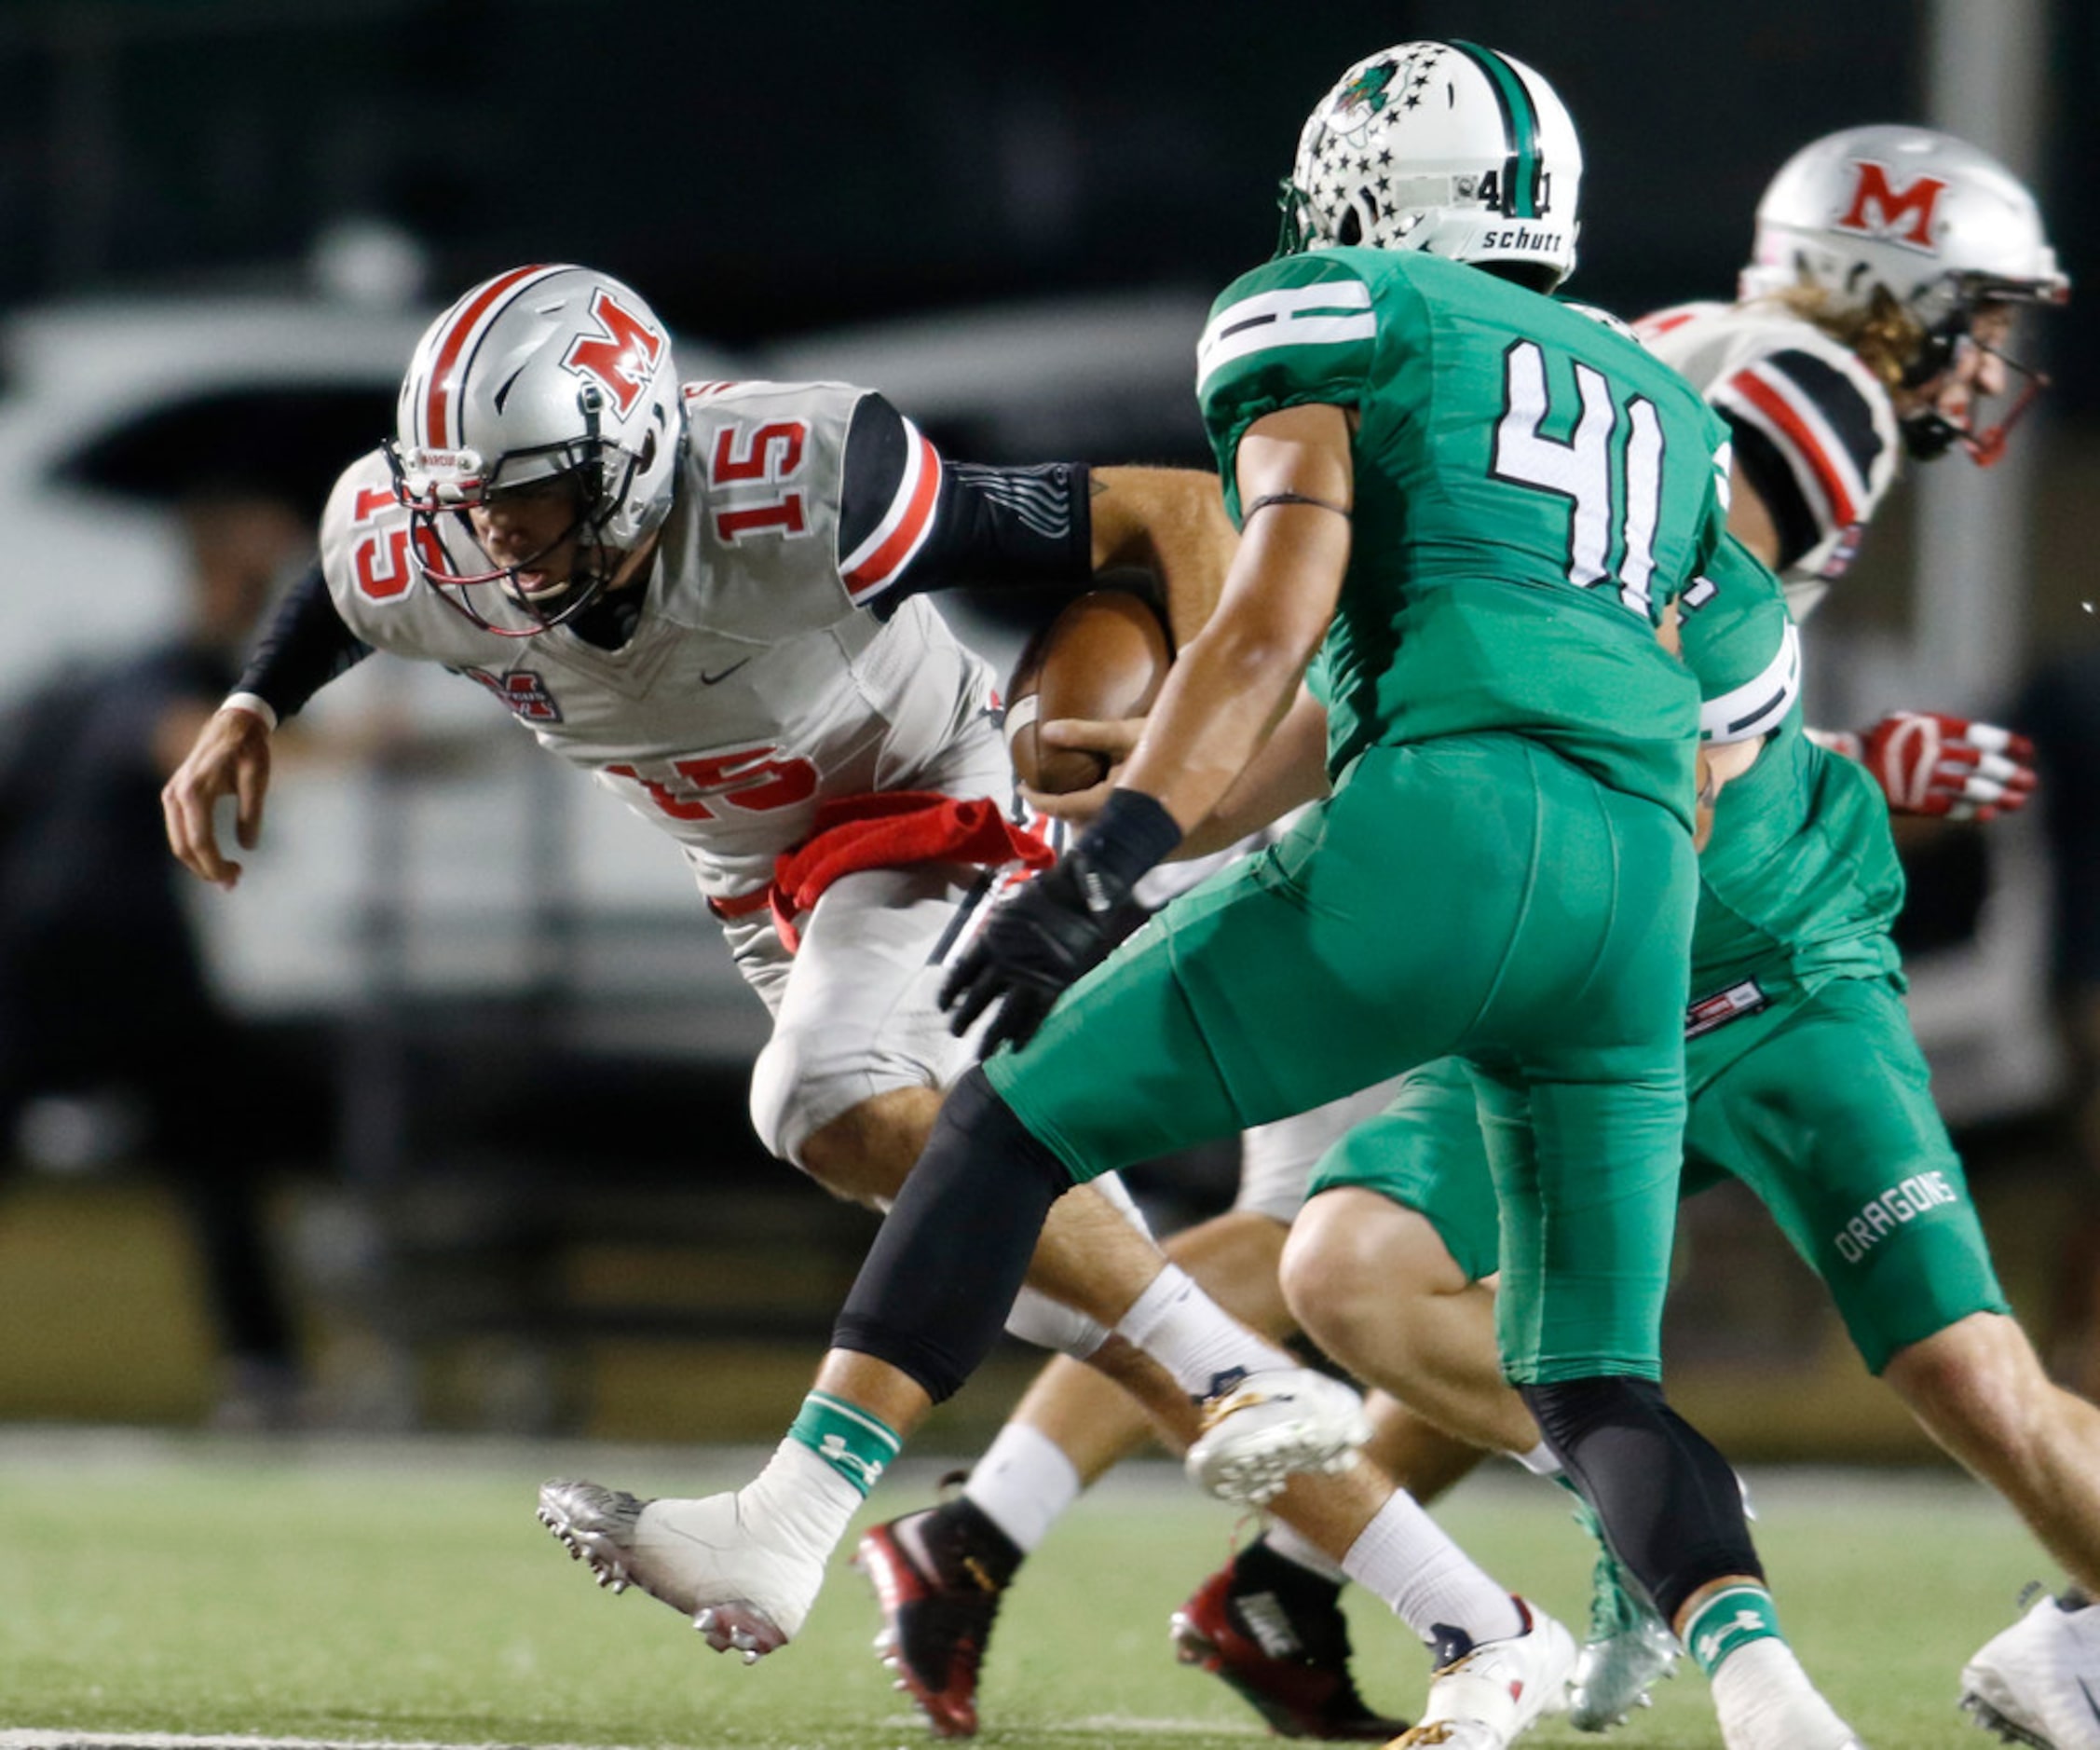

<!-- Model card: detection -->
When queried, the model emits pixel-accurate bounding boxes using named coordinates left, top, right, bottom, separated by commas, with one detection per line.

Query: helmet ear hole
left=1336, top=205, right=1365, bottom=248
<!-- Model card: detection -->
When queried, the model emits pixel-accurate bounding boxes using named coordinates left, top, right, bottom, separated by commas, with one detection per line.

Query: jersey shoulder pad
left=1677, top=308, right=1898, bottom=576
left=319, top=448, right=398, bottom=544
left=682, top=377, right=865, bottom=486
left=682, top=376, right=863, bottom=418
left=316, top=447, right=496, bottom=659
left=1557, top=298, right=1641, bottom=344
left=318, top=448, right=415, bottom=608
left=1631, top=299, right=1730, bottom=346
left=1682, top=535, right=1800, bottom=744
left=1197, top=253, right=1378, bottom=436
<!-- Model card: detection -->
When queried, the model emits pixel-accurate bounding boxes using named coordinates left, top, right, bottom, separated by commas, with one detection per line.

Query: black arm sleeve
left=837, top=392, right=1093, bottom=612
left=233, top=564, right=374, bottom=722
left=1720, top=412, right=1823, bottom=574
left=1716, top=348, right=1888, bottom=575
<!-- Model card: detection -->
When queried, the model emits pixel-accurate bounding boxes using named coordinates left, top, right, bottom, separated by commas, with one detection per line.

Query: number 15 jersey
left=1197, top=248, right=1733, bottom=828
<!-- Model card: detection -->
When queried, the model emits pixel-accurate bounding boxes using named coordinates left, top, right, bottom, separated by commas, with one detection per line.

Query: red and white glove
left=1821, top=711, right=2038, bottom=821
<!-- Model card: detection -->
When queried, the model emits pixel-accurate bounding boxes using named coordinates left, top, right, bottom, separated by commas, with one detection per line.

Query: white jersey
left=1639, top=299, right=1901, bottom=620
left=318, top=380, right=1001, bottom=904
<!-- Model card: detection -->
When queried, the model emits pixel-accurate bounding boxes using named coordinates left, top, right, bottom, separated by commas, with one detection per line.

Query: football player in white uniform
left=162, top=264, right=1366, bottom=1449
left=850, top=124, right=2081, bottom=1749
left=1645, top=124, right=2055, bottom=816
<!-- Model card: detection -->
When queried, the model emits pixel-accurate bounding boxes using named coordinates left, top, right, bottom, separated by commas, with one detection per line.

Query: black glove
left=942, top=789, right=1181, bottom=1057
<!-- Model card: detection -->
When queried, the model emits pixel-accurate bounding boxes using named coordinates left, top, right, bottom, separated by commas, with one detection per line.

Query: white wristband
left=221, top=691, right=280, bottom=732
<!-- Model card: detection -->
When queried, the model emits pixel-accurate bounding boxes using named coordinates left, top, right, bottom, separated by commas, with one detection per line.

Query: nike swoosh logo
left=701, top=659, right=753, bottom=686
left=2080, top=1674, right=2100, bottom=1724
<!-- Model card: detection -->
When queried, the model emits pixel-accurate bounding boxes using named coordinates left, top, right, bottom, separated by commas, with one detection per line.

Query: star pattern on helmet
left=1302, top=46, right=1449, bottom=242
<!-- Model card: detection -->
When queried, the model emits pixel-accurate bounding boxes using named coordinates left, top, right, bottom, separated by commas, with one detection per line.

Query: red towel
left=767, top=790, right=1054, bottom=952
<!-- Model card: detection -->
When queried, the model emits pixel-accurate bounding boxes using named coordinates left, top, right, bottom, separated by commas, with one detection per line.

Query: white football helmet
left=1279, top=40, right=1582, bottom=291
left=1739, top=126, right=2068, bottom=460
left=386, top=263, right=684, bottom=634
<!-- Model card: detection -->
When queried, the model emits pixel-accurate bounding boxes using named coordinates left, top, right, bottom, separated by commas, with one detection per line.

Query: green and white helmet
left=1279, top=40, right=1583, bottom=290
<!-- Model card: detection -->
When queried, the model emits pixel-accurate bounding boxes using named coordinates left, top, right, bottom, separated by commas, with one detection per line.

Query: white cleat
left=1961, top=1587, right=2100, bottom=1750
left=1564, top=1505, right=1680, bottom=1730
left=1391, top=1599, right=1576, bottom=1748
left=1183, top=1367, right=1371, bottom=1506
left=1569, top=1612, right=1680, bottom=1731
left=536, top=1478, right=823, bottom=1662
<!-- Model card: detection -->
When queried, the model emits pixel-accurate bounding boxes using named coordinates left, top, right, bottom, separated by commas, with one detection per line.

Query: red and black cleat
left=1170, top=1543, right=1408, bottom=1741
left=854, top=1501, right=1019, bottom=1738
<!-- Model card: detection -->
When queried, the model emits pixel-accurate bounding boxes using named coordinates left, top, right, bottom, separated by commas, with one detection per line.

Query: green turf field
left=0, top=1429, right=2045, bottom=1748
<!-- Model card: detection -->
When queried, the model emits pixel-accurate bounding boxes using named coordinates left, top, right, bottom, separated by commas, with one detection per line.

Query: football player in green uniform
left=530, top=42, right=1857, bottom=1749
left=1197, top=120, right=2094, bottom=1750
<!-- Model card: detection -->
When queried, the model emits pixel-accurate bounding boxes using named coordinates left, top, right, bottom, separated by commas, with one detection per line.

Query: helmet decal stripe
left=841, top=421, right=944, bottom=595
left=1450, top=41, right=1540, bottom=219
left=422, top=263, right=556, bottom=449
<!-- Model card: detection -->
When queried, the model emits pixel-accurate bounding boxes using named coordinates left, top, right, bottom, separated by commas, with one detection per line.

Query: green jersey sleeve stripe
left=1198, top=280, right=1375, bottom=396
left=1700, top=620, right=1800, bottom=744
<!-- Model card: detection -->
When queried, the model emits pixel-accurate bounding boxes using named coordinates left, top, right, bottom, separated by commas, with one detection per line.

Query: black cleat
left=854, top=1499, right=1021, bottom=1738
left=1170, top=1541, right=1407, bottom=1740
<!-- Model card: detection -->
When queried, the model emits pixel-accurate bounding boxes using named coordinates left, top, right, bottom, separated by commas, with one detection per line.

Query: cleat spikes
left=1184, top=1368, right=1371, bottom=1508
left=535, top=1477, right=816, bottom=1659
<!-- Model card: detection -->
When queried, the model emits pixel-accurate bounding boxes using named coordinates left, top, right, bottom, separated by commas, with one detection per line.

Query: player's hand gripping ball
left=1004, top=590, right=1171, bottom=794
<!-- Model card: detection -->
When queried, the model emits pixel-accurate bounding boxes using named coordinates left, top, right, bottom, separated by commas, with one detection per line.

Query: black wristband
left=1071, top=787, right=1183, bottom=896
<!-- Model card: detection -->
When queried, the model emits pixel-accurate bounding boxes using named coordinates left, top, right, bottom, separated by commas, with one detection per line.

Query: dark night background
left=0, top=1, right=2088, bottom=425
left=0, top=0, right=2095, bottom=1444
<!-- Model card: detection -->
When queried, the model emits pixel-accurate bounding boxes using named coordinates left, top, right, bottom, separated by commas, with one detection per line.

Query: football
left=1005, top=588, right=1173, bottom=793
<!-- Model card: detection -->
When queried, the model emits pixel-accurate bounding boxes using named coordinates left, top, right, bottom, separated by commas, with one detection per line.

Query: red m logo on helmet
left=1835, top=160, right=1948, bottom=252
left=563, top=290, right=665, bottom=417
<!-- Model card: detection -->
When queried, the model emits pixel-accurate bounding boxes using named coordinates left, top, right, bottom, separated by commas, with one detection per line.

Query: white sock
left=1511, top=1442, right=1561, bottom=1478
left=1264, top=1519, right=1349, bottom=1585
left=1343, top=1488, right=1524, bottom=1649
left=739, top=1438, right=865, bottom=1565
left=962, top=1422, right=1083, bottom=1554
left=1710, top=1638, right=1853, bottom=1748
left=1115, top=1263, right=1294, bottom=1399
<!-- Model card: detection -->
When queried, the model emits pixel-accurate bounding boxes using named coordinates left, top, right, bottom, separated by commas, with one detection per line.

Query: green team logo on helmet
left=1338, top=61, right=1397, bottom=117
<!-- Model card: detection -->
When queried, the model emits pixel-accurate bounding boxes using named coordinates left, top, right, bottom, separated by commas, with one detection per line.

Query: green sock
left=787, top=1389, right=903, bottom=1497
left=1683, top=1584, right=1784, bottom=1675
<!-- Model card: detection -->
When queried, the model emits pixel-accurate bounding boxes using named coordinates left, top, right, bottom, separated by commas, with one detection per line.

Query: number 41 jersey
left=1197, top=248, right=1734, bottom=828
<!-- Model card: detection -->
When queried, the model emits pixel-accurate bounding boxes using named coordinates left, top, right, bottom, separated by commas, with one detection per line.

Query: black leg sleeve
left=831, top=1067, right=1074, bottom=1403
left=1522, top=1375, right=1764, bottom=1626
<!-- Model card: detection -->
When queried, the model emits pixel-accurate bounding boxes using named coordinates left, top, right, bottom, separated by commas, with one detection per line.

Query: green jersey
left=1197, top=247, right=1733, bottom=825
left=1680, top=540, right=1903, bottom=994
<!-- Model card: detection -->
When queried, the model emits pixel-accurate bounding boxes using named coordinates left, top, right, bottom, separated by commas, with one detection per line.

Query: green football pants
left=986, top=731, right=1697, bottom=1383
